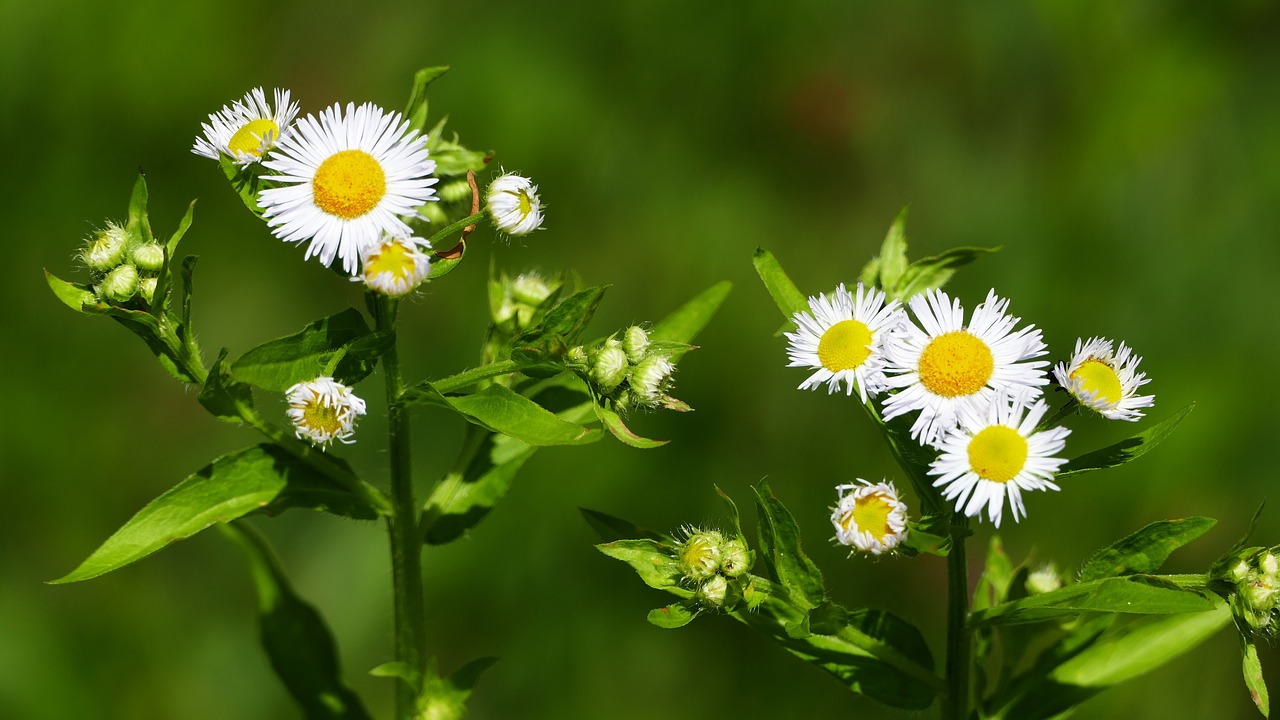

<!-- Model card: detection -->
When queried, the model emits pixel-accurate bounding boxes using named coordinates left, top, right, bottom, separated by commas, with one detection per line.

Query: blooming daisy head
left=259, top=102, right=438, bottom=275
left=192, top=88, right=299, bottom=165
left=928, top=392, right=1070, bottom=528
left=285, top=376, right=367, bottom=446
left=359, top=234, right=432, bottom=297
left=831, top=480, right=909, bottom=555
left=1053, top=337, right=1154, bottom=422
left=882, top=289, right=1049, bottom=447
left=485, top=173, right=544, bottom=236
left=785, top=283, right=904, bottom=402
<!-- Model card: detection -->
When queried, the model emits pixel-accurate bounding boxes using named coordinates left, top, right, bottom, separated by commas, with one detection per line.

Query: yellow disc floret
left=1070, top=359, right=1123, bottom=406
left=227, top=119, right=279, bottom=157
left=364, top=241, right=415, bottom=282
left=968, top=426, right=1029, bottom=483
left=817, top=319, right=874, bottom=372
left=847, top=491, right=895, bottom=539
left=302, top=401, right=343, bottom=436
left=312, top=150, right=387, bottom=219
left=918, top=330, right=994, bottom=397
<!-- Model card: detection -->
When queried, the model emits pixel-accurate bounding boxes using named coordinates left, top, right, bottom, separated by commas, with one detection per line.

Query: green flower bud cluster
left=1218, top=546, right=1280, bottom=635
left=567, top=326, right=689, bottom=413
left=674, top=528, right=755, bottom=610
left=491, top=271, right=563, bottom=336
left=78, top=220, right=166, bottom=305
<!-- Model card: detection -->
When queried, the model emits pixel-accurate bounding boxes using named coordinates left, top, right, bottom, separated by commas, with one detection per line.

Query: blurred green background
left=5, top=0, right=1280, bottom=718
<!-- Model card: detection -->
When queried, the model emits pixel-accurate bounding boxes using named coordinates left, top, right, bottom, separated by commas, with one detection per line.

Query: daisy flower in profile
left=1053, top=337, right=1154, bottom=421
left=192, top=88, right=299, bottom=164
left=359, top=234, right=432, bottom=297
left=259, top=102, right=438, bottom=275
left=831, top=480, right=909, bottom=555
left=285, top=377, right=367, bottom=446
left=928, top=392, right=1070, bottom=528
left=485, top=173, right=543, bottom=236
left=785, top=283, right=904, bottom=402
left=882, top=289, right=1048, bottom=447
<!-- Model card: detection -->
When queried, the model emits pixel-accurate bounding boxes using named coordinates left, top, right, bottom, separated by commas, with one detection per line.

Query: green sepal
left=198, top=348, right=255, bottom=423
left=51, top=444, right=379, bottom=584
left=219, top=153, right=267, bottom=218
left=231, top=308, right=375, bottom=392
left=404, top=66, right=451, bottom=134
left=220, top=522, right=372, bottom=720
left=970, top=574, right=1217, bottom=627
left=752, top=480, right=825, bottom=611
left=649, top=281, right=733, bottom=344
left=1077, top=517, right=1217, bottom=583
left=648, top=603, right=698, bottom=629
left=595, top=538, right=690, bottom=596
left=44, top=269, right=97, bottom=313
left=579, top=507, right=665, bottom=543
left=1059, top=402, right=1194, bottom=477
left=414, top=657, right=499, bottom=720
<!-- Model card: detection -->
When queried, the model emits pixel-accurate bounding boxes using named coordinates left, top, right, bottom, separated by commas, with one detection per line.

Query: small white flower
left=259, top=102, right=438, bottom=275
left=785, top=283, right=904, bottom=402
left=485, top=173, right=543, bottom=236
left=192, top=88, right=299, bottom=165
left=882, top=289, right=1049, bottom=447
left=831, top=480, right=909, bottom=555
left=359, top=234, right=432, bottom=297
left=285, top=377, right=367, bottom=446
left=928, top=393, right=1070, bottom=528
left=1053, top=337, right=1154, bottom=422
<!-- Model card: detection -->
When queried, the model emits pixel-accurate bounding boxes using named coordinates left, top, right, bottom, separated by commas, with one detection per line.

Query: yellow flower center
left=302, top=401, right=342, bottom=435
left=364, top=241, right=416, bottom=281
left=517, top=189, right=533, bottom=216
left=817, top=319, right=874, bottom=372
left=968, top=426, right=1029, bottom=483
left=227, top=118, right=279, bottom=157
left=1070, top=359, right=1123, bottom=406
left=312, top=150, right=387, bottom=219
left=918, top=330, right=994, bottom=397
left=843, top=491, right=896, bottom=539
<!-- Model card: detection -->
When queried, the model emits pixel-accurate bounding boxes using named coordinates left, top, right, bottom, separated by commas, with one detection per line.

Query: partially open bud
left=719, top=538, right=753, bottom=578
left=131, top=243, right=165, bottom=272
left=677, top=529, right=724, bottom=581
left=99, top=264, right=139, bottom=302
left=628, top=354, right=675, bottom=407
left=80, top=222, right=128, bottom=271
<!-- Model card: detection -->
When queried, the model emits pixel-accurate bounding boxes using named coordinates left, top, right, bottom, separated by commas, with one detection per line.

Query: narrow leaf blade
left=752, top=248, right=808, bottom=321
left=1078, top=517, right=1217, bottom=583
left=649, top=281, right=733, bottom=344
left=1059, top=403, right=1195, bottom=477
left=752, top=480, right=825, bottom=610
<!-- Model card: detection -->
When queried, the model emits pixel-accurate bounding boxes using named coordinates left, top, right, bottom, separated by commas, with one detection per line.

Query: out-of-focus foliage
left=5, top=0, right=1280, bottom=718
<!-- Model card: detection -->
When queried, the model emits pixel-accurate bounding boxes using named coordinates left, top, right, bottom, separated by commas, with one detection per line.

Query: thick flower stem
left=374, top=296, right=427, bottom=719
left=943, top=515, right=972, bottom=720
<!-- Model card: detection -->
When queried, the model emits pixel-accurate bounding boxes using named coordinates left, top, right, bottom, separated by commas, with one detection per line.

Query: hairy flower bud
left=719, top=538, right=753, bottom=578
left=592, top=341, right=629, bottom=392
left=80, top=222, right=128, bottom=271
left=677, top=529, right=724, bottom=581
left=131, top=243, right=165, bottom=272
left=100, top=264, right=139, bottom=302
left=623, top=326, right=650, bottom=365
left=697, top=575, right=728, bottom=608
left=1025, top=563, right=1062, bottom=595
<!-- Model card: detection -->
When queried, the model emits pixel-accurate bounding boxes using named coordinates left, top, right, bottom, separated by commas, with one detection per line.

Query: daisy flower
left=1053, top=337, right=1154, bottom=421
left=831, top=480, right=909, bottom=555
left=285, top=377, right=367, bottom=446
left=485, top=173, right=543, bottom=236
left=359, top=234, right=432, bottom=297
left=882, top=289, right=1048, bottom=446
left=192, top=88, right=299, bottom=164
left=928, top=393, right=1070, bottom=528
left=259, top=102, right=438, bottom=275
left=785, top=283, right=904, bottom=402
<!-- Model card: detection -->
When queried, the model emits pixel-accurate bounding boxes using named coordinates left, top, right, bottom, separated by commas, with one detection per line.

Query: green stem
left=944, top=515, right=972, bottom=720
left=427, top=211, right=486, bottom=248
left=374, top=295, right=427, bottom=720
left=430, top=359, right=524, bottom=394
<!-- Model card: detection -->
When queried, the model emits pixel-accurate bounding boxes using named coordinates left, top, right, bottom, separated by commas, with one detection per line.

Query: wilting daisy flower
left=831, top=480, right=909, bottom=555
left=928, top=393, right=1070, bottom=528
left=259, top=102, right=438, bottom=275
left=485, top=173, right=544, bottom=236
left=192, top=88, right=299, bottom=164
left=1053, top=337, right=1154, bottom=421
left=882, top=289, right=1048, bottom=447
left=285, top=377, right=367, bottom=446
left=785, top=283, right=904, bottom=402
left=359, top=234, right=432, bottom=297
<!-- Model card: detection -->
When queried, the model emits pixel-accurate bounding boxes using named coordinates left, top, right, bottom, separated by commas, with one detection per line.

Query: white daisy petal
left=259, top=102, right=439, bottom=275
left=192, top=87, right=299, bottom=165
left=784, top=283, right=905, bottom=403
left=1052, top=336, right=1154, bottom=421
left=486, top=173, right=544, bottom=236
left=831, top=480, right=910, bottom=555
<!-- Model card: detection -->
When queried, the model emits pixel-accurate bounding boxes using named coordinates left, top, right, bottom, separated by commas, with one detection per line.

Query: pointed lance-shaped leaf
left=1077, top=517, right=1217, bottom=583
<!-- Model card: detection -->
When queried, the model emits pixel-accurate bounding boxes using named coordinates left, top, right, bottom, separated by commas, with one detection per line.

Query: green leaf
left=579, top=508, right=664, bottom=543
left=84, top=303, right=200, bottom=384
left=1078, top=517, right=1217, bottom=583
left=752, top=248, right=808, bottom=322
left=649, top=281, right=733, bottom=344
left=752, top=480, right=825, bottom=611
left=900, top=513, right=952, bottom=558
left=125, top=173, right=155, bottom=244
left=857, top=256, right=880, bottom=288
left=973, top=535, right=1015, bottom=612
left=219, top=154, right=266, bottom=218
left=593, top=403, right=668, bottom=448
left=1059, top=403, right=1194, bottom=477
left=596, top=538, right=690, bottom=596
left=416, top=657, right=499, bottom=720
left=896, top=246, right=1002, bottom=300
left=231, top=308, right=373, bottom=392
left=1243, top=635, right=1271, bottom=717
left=447, top=385, right=600, bottom=446
left=198, top=349, right=255, bottom=423
left=802, top=601, right=938, bottom=708
left=715, top=485, right=744, bottom=538
left=648, top=603, right=698, bottom=629
left=970, top=574, right=1216, bottom=627
left=221, top=522, right=371, bottom=720
left=150, top=200, right=197, bottom=315
left=876, top=206, right=910, bottom=291
left=404, top=66, right=451, bottom=133
left=45, top=269, right=97, bottom=313
left=52, top=444, right=378, bottom=583
left=513, top=286, right=607, bottom=350
left=427, top=238, right=467, bottom=280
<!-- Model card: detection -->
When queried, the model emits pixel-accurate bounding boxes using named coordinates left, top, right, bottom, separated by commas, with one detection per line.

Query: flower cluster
left=674, top=528, right=753, bottom=609
left=76, top=220, right=167, bottom=305
left=1217, top=546, right=1280, bottom=636
left=786, top=281, right=1155, bottom=535
left=568, top=326, right=690, bottom=412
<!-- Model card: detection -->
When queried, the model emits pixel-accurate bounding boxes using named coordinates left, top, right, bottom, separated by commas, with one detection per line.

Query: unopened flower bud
left=486, top=173, right=543, bottom=236
left=592, top=342, right=629, bottom=392
left=677, top=529, right=724, bottom=581
left=698, top=575, right=728, bottom=608
left=100, top=264, right=139, bottom=302
left=439, top=178, right=472, bottom=204
left=139, top=277, right=159, bottom=304
left=623, top=326, right=650, bottom=364
left=628, top=354, right=675, bottom=406
left=131, top=243, right=165, bottom=272
left=511, top=273, right=555, bottom=306
left=1025, top=564, right=1062, bottom=595
left=80, top=222, right=128, bottom=271
left=566, top=346, right=589, bottom=372
left=719, top=538, right=752, bottom=578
